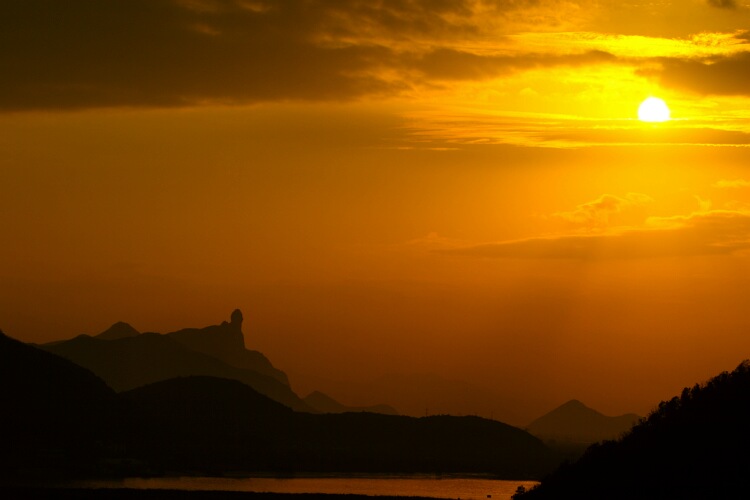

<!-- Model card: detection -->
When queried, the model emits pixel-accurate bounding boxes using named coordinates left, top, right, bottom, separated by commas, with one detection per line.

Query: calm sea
left=80, top=476, right=539, bottom=499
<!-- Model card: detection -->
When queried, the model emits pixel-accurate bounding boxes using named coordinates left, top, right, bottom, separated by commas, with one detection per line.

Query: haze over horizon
left=3, top=0, right=750, bottom=423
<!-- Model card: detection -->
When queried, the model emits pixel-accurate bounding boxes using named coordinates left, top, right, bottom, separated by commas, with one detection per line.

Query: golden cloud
left=714, top=179, right=750, bottom=188
left=552, top=193, right=653, bottom=230
left=440, top=210, right=750, bottom=260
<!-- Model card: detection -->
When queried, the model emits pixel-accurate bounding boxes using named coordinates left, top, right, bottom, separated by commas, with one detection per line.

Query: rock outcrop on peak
left=166, top=309, right=288, bottom=385
left=230, top=308, right=243, bottom=328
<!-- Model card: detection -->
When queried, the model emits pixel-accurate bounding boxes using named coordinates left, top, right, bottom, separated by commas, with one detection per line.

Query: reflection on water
left=81, top=476, right=539, bottom=500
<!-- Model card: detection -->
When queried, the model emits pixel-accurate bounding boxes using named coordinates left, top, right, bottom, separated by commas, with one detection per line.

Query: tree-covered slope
left=517, top=361, right=750, bottom=500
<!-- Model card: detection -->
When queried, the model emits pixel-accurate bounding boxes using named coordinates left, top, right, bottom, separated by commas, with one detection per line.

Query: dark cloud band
left=0, top=0, right=618, bottom=111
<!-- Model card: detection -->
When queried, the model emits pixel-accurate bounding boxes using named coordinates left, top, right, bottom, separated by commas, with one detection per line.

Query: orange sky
left=3, top=0, right=750, bottom=424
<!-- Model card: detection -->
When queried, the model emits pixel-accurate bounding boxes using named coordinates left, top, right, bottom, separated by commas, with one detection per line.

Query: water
left=81, top=476, right=539, bottom=499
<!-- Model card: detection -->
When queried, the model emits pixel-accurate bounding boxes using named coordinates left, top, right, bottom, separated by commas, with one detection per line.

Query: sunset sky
left=3, top=0, right=750, bottom=424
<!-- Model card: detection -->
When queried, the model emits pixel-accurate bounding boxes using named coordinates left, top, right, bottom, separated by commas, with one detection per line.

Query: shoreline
left=0, top=488, right=443, bottom=500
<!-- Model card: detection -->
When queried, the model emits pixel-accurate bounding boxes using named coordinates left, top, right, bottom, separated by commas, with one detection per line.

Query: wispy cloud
left=510, top=30, right=750, bottom=59
left=707, top=0, right=738, bottom=10
left=641, top=51, right=750, bottom=97
left=714, top=179, right=750, bottom=188
left=405, top=110, right=750, bottom=148
left=552, top=193, right=653, bottom=230
left=439, top=206, right=750, bottom=260
left=408, top=49, right=617, bottom=82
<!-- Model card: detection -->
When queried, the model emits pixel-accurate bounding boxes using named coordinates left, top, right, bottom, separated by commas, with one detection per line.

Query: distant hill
left=303, top=390, right=398, bottom=415
left=96, top=321, right=140, bottom=340
left=517, top=361, right=750, bottom=500
left=40, top=310, right=310, bottom=412
left=527, top=399, right=640, bottom=444
left=301, top=372, right=531, bottom=424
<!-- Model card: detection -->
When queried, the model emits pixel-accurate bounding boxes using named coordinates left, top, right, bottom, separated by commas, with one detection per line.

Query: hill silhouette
left=119, top=376, right=298, bottom=474
left=2, top=331, right=558, bottom=480
left=304, top=372, right=530, bottom=424
left=0, top=330, right=118, bottom=479
left=121, top=376, right=556, bottom=477
left=298, top=412, right=554, bottom=476
left=527, top=399, right=640, bottom=444
left=40, top=310, right=310, bottom=411
left=516, top=360, right=750, bottom=500
left=303, top=390, right=398, bottom=415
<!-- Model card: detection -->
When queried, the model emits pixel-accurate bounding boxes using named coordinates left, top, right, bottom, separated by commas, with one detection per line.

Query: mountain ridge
left=120, top=375, right=556, bottom=476
left=0, top=330, right=559, bottom=479
left=298, top=371, right=532, bottom=424
left=40, top=310, right=309, bottom=411
left=303, top=390, right=399, bottom=415
left=39, top=309, right=401, bottom=416
left=164, top=309, right=288, bottom=385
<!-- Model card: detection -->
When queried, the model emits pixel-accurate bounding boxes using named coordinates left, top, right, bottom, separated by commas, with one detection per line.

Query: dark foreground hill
left=517, top=360, right=750, bottom=500
left=303, top=390, right=399, bottom=415
left=1, top=330, right=558, bottom=480
left=123, top=376, right=556, bottom=477
left=0, top=331, right=118, bottom=478
left=0, top=489, right=439, bottom=500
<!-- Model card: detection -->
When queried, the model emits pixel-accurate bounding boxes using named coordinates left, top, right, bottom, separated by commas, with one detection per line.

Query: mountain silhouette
left=303, top=390, right=399, bottom=415
left=304, top=372, right=530, bottom=424
left=517, top=360, right=750, bottom=500
left=527, top=399, right=640, bottom=444
left=1, top=331, right=559, bottom=480
left=40, top=310, right=310, bottom=411
left=164, top=309, right=288, bottom=385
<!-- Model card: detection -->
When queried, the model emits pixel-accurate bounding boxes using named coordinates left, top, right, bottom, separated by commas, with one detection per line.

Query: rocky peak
left=230, top=309, right=243, bottom=330
left=96, top=321, right=140, bottom=340
left=168, top=309, right=247, bottom=353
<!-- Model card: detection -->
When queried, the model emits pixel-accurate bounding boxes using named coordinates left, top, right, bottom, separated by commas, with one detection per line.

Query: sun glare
left=638, top=97, right=671, bottom=123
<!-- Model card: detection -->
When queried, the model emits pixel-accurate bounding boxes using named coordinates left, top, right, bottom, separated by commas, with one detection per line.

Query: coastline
left=0, top=488, right=442, bottom=500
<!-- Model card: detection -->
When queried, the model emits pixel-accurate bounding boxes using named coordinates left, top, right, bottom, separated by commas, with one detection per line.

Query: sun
left=638, top=97, right=671, bottom=123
